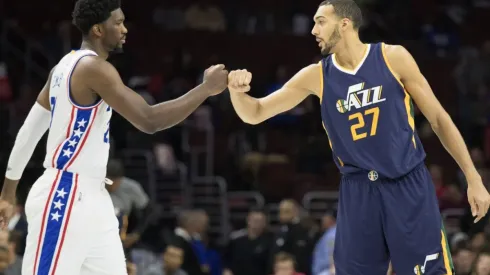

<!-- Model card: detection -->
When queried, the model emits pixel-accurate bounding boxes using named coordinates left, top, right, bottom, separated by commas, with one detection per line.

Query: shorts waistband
left=341, top=162, right=425, bottom=183
left=43, top=168, right=112, bottom=191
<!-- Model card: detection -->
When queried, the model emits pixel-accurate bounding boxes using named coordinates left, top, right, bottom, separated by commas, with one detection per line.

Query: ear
left=340, top=18, right=350, bottom=30
left=92, top=24, right=103, bottom=37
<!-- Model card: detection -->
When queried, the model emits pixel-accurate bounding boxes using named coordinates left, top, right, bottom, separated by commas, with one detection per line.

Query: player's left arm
left=1, top=67, right=55, bottom=206
left=385, top=44, right=490, bottom=221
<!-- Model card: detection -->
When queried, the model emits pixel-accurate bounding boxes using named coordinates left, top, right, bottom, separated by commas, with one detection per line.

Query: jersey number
left=103, top=106, right=111, bottom=143
left=103, top=122, right=110, bottom=143
left=348, top=107, right=379, bottom=141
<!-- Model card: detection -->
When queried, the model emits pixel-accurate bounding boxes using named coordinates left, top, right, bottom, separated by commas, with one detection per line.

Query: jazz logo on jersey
left=336, top=83, right=385, bottom=114
left=413, top=253, right=439, bottom=274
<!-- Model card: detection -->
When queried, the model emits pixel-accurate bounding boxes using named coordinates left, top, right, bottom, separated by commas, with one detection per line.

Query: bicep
left=256, top=64, right=319, bottom=119
left=86, top=60, right=153, bottom=132
left=390, top=46, right=446, bottom=124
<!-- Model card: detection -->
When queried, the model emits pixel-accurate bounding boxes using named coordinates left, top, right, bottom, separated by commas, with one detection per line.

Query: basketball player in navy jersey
left=0, top=0, right=228, bottom=273
left=227, top=0, right=490, bottom=274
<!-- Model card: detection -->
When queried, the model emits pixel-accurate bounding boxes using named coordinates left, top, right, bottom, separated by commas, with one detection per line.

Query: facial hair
left=321, top=24, right=341, bottom=56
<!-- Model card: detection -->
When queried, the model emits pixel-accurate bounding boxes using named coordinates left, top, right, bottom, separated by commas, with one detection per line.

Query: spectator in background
left=0, top=62, right=12, bottom=102
left=430, top=164, right=447, bottom=200
left=312, top=211, right=336, bottom=275
left=453, top=243, right=476, bottom=275
left=7, top=199, right=27, bottom=256
left=473, top=247, right=490, bottom=275
left=106, top=159, right=152, bottom=250
left=269, top=200, right=312, bottom=275
left=143, top=245, right=188, bottom=275
left=170, top=210, right=208, bottom=275
left=224, top=209, right=272, bottom=275
left=272, top=252, right=305, bottom=275
left=189, top=211, right=213, bottom=274
left=0, top=246, right=9, bottom=274
left=184, top=0, right=226, bottom=32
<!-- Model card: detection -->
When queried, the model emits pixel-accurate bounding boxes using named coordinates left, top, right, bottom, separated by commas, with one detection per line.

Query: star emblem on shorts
left=53, top=200, right=64, bottom=210
left=51, top=211, right=61, bottom=221
left=73, top=128, right=83, bottom=138
left=67, top=139, right=77, bottom=147
left=62, top=148, right=73, bottom=158
left=56, top=188, right=67, bottom=199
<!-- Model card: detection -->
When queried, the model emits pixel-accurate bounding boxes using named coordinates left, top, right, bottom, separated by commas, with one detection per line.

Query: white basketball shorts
left=22, top=168, right=127, bottom=275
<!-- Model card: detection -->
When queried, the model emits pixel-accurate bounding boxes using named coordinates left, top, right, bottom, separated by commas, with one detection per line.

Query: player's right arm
left=0, top=67, right=56, bottom=226
left=80, top=57, right=228, bottom=134
left=228, top=64, right=322, bottom=125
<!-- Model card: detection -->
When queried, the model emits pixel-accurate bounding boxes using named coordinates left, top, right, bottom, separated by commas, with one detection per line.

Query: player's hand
left=203, top=64, right=229, bottom=96
left=0, top=199, right=13, bottom=229
left=228, top=69, right=252, bottom=93
left=466, top=174, right=490, bottom=223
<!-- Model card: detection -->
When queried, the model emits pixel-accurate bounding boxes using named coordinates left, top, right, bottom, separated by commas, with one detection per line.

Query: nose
left=122, top=23, right=128, bottom=35
left=311, top=25, right=318, bottom=36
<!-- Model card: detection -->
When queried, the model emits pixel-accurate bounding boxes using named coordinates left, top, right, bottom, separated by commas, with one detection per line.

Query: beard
left=321, top=26, right=341, bottom=56
left=109, top=43, right=124, bottom=54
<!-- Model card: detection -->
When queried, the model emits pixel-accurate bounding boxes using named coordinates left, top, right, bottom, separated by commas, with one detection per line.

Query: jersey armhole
left=67, top=54, right=104, bottom=110
left=318, top=60, right=324, bottom=104
left=380, top=43, right=405, bottom=90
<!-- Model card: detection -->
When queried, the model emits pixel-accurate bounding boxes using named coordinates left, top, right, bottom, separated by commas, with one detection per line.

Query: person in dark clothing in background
left=224, top=209, right=273, bottom=275
left=269, top=200, right=313, bottom=275
left=106, top=159, right=154, bottom=250
left=169, top=210, right=208, bottom=275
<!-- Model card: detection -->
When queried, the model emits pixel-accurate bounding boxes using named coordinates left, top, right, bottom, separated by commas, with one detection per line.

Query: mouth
left=120, top=37, right=126, bottom=44
left=316, top=38, right=323, bottom=47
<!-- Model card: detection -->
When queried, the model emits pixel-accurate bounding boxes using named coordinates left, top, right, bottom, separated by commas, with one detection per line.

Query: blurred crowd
left=1, top=0, right=490, bottom=274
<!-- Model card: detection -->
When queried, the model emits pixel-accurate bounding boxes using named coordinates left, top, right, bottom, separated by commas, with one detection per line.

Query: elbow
left=138, top=110, right=159, bottom=134
left=429, top=110, right=451, bottom=132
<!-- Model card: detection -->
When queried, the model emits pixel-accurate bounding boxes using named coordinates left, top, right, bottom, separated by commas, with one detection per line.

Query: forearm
left=432, top=112, right=479, bottom=180
left=2, top=102, right=50, bottom=202
left=148, top=83, right=212, bottom=132
left=229, top=92, right=261, bottom=124
left=1, top=179, right=18, bottom=204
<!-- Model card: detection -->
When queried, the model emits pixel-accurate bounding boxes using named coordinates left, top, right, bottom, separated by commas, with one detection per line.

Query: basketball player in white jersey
left=0, top=0, right=228, bottom=273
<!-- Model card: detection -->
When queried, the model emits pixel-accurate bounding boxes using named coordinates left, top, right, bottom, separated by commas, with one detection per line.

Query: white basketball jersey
left=43, top=50, right=112, bottom=179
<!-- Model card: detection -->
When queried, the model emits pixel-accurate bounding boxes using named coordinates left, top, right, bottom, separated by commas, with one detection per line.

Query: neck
left=248, top=230, right=260, bottom=239
left=80, top=39, right=109, bottom=59
left=164, top=266, right=176, bottom=275
left=333, top=36, right=367, bottom=70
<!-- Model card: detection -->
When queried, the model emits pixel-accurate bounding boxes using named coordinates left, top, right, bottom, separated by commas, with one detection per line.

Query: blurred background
left=0, top=0, right=490, bottom=274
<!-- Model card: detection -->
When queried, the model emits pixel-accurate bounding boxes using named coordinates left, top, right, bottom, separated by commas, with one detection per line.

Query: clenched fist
left=203, top=64, right=229, bottom=96
left=228, top=69, right=252, bottom=93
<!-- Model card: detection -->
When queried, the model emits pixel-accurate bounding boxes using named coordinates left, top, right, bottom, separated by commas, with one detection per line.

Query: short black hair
left=320, top=0, right=363, bottom=30
left=106, top=158, right=125, bottom=179
left=72, top=0, right=121, bottom=35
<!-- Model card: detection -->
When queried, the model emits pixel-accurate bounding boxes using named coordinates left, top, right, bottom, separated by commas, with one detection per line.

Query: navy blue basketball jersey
left=320, top=42, right=426, bottom=179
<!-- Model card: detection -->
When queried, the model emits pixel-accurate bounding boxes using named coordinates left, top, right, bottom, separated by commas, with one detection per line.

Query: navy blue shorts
left=333, top=164, right=454, bottom=275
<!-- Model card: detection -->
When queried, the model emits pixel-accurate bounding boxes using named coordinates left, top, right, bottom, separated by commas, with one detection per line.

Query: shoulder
left=229, top=229, right=247, bottom=240
left=285, top=63, right=323, bottom=97
left=75, top=55, right=119, bottom=79
left=121, top=177, right=143, bottom=189
left=381, top=44, right=419, bottom=81
left=382, top=44, right=412, bottom=63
